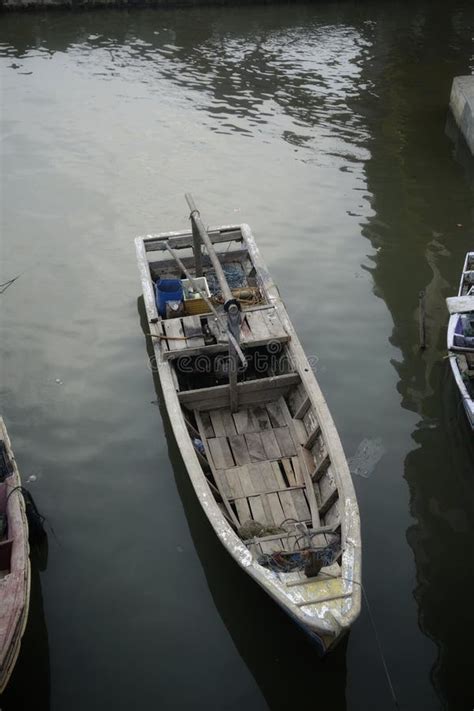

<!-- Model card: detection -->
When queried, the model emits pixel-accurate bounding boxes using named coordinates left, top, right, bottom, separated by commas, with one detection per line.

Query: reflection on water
left=0, top=8, right=371, bottom=161
left=1, top=3, right=474, bottom=709
left=356, top=8, right=474, bottom=708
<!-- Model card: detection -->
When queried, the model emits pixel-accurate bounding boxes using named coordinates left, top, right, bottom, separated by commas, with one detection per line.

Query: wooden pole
left=184, top=194, right=242, bottom=411
left=227, top=303, right=241, bottom=412
left=192, top=222, right=203, bottom=278
left=185, top=193, right=233, bottom=303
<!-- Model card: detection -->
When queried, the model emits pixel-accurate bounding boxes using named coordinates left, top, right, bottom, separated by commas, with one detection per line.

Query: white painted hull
left=446, top=251, right=474, bottom=431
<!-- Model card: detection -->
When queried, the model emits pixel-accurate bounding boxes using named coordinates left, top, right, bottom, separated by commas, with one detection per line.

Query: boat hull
left=446, top=253, right=474, bottom=431
left=0, top=419, right=31, bottom=693
left=135, top=220, right=361, bottom=650
left=447, top=348, right=474, bottom=430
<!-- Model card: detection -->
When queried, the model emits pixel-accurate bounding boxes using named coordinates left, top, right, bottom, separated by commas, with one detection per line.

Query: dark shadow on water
left=1, top=536, right=50, bottom=711
left=403, top=363, right=474, bottom=710
left=137, top=296, right=348, bottom=711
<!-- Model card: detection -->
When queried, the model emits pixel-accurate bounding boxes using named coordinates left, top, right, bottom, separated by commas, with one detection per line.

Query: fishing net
left=206, top=263, right=247, bottom=295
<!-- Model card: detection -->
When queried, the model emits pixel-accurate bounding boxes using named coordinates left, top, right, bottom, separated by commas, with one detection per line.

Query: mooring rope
left=361, top=584, right=400, bottom=710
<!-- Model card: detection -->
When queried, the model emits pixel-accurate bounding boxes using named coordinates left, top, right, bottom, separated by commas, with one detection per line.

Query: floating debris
left=348, top=438, right=385, bottom=478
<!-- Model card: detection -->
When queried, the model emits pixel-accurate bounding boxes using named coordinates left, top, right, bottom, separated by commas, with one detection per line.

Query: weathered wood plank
left=261, top=308, right=287, bottom=340
left=294, top=394, right=310, bottom=420
left=260, top=494, right=275, bottom=525
left=303, top=407, right=319, bottom=436
left=233, top=408, right=258, bottom=435
left=240, top=317, right=252, bottom=341
left=178, top=373, right=300, bottom=407
left=292, top=489, right=311, bottom=521
left=208, top=437, right=235, bottom=469
left=323, top=500, right=341, bottom=528
left=235, top=465, right=256, bottom=496
left=270, top=461, right=286, bottom=488
left=320, top=488, right=338, bottom=517
left=235, top=497, right=252, bottom=525
left=228, top=435, right=251, bottom=466
left=286, top=382, right=306, bottom=417
left=183, top=387, right=291, bottom=411
left=144, top=228, right=242, bottom=252
left=162, top=318, right=186, bottom=351
left=318, top=465, right=336, bottom=503
left=213, top=469, right=233, bottom=499
left=281, top=458, right=296, bottom=486
left=182, top=315, right=205, bottom=348
left=163, top=330, right=289, bottom=359
left=278, top=396, right=321, bottom=528
left=266, top=401, right=286, bottom=428
left=194, top=410, right=240, bottom=528
left=258, top=461, right=279, bottom=493
left=260, top=430, right=281, bottom=460
left=313, top=452, right=331, bottom=482
left=305, top=426, right=322, bottom=450
left=248, top=495, right=266, bottom=523
left=199, top=412, right=215, bottom=438
left=279, top=490, right=300, bottom=521
left=267, top=493, right=285, bottom=527
left=301, top=446, right=317, bottom=480
left=224, top=467, right=246, bottom=498
left=292, top=456, right=304, bottom=485
left=273, top=427, right=297, bottom=457
left=229, top=484, right=306, bottom=501
left=149, top=249, right=248, bottom=271
left=209, top=410, right=226, bottom=437
left=221, top=410, right=237, bottom=436
left=292, top=418, right=308, bottom=446
left=245, top=433, right=267, bottom=462
left=244, top=311, right=269, bottom=341
left=249, top=405, right=272, bottom=431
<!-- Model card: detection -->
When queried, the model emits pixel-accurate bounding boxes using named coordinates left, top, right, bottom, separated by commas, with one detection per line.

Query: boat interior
left=143, top=223, right=342, bottom=571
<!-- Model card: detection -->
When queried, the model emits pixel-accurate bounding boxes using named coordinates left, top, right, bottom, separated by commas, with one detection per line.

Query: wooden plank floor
left=196, top=401, right=314, bottom=531
left=161, top=306, right=289, bottom=359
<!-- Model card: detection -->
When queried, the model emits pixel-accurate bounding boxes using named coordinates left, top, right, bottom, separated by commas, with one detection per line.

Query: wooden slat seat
left=161, top=305, right=289, bottom=360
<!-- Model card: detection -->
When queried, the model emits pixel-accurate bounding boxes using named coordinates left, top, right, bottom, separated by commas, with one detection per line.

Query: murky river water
left=1, top=2, right=474, bottom=709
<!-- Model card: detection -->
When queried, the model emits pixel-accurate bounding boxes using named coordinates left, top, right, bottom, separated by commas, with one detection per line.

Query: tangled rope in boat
left=238, top=518, right=341, bottom=577
left=211, top=287, right=263, bottom=307
left=258, top=539, right=340, bottom=576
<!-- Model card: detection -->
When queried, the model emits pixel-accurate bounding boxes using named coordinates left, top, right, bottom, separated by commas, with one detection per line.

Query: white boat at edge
left=447, top=251, right=474, bottom=430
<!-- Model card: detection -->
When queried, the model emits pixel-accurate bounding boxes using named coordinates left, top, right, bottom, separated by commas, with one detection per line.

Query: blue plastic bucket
left=155, top=278, right=183, bottom=317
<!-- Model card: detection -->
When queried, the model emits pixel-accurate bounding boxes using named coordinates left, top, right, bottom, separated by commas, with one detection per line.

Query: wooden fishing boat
left=446, top=251, right=474, bottom=430
left=135, top=195, right=361, bottom=653
left=0, top=418, right=30, bottom=691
